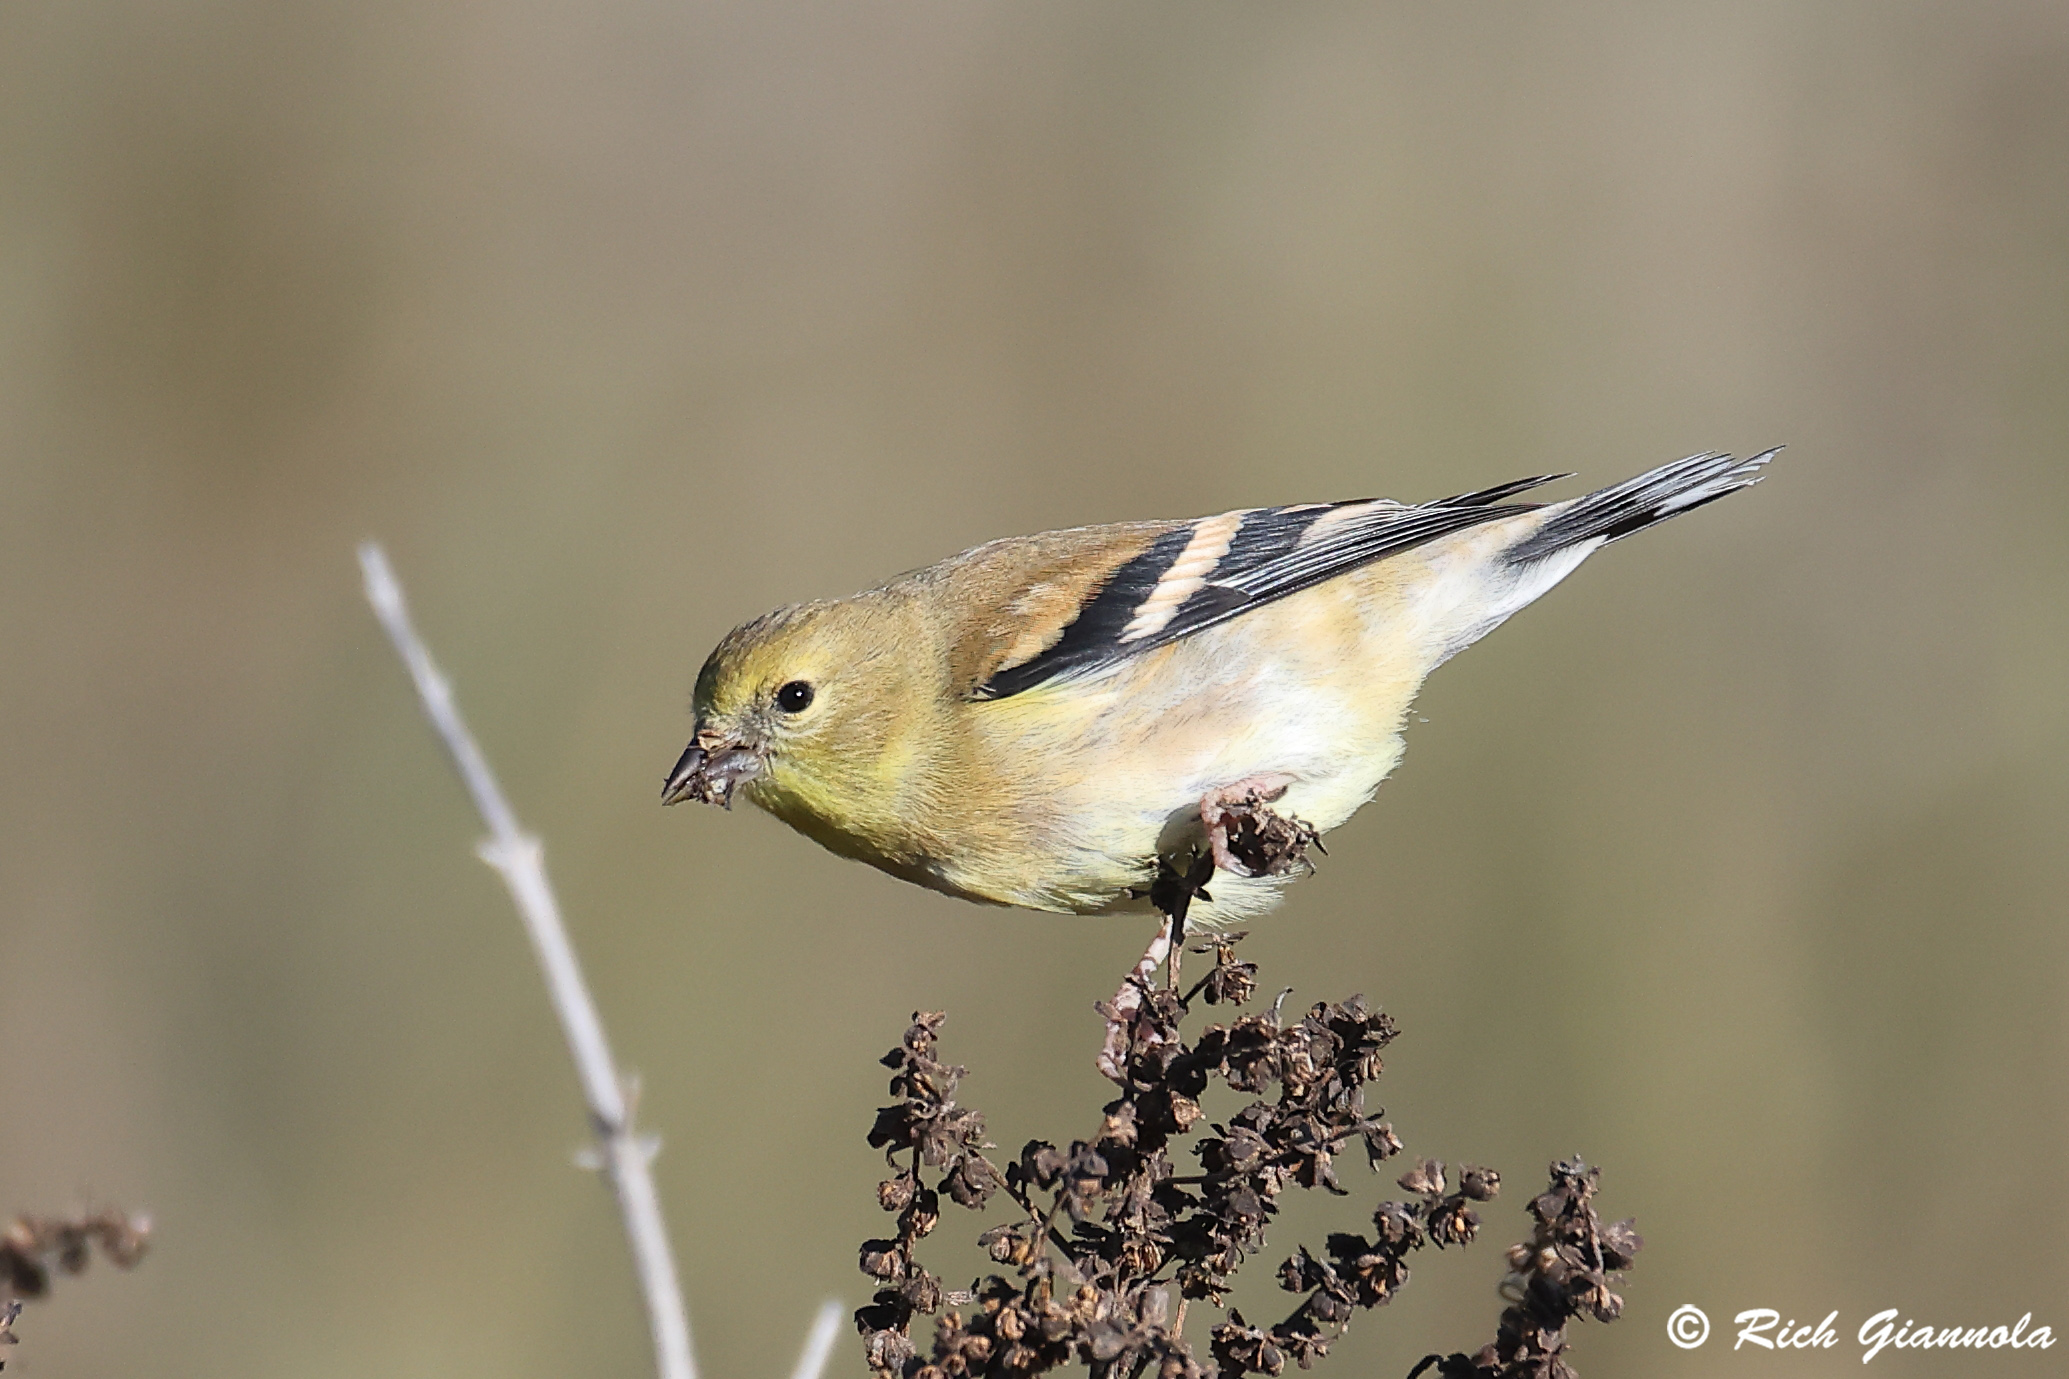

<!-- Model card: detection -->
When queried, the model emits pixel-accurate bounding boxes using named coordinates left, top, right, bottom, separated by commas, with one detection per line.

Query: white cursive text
left=1858, top=1310, right=2054, bottom=1362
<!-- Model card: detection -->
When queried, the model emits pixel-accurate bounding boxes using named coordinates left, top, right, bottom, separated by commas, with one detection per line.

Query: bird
left=662, top=449, right=1775, bottom=929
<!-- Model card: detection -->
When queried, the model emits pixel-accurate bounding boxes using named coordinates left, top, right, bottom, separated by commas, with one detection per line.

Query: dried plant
left=853, top=934, right=1640, bottom=1379
left=364, top=545, right=852, bottom=1379
left=364, top=545, right=696, bottom=1379
left=1409, top=1159, right=1643, bottom=1379
left=0, top=1209, right=151, bottom=1370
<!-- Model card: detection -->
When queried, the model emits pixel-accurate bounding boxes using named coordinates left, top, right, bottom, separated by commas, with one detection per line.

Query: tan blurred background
left=4, top=2, right=2066, bottom=1375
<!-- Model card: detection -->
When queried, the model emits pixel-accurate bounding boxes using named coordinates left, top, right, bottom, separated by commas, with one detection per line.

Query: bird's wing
left=968, top=475, right=1569, bottom=700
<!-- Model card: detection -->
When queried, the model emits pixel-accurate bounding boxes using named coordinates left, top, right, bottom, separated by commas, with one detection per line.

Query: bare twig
left=359, top=543, right=696, bottom=1379
left=1096, top=912, right=1173, bottom=1082
left=791, top=1299, right=845, bottom=1379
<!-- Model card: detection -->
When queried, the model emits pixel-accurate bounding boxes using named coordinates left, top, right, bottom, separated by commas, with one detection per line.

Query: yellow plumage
left=663, top=451, right=1774, bottom=925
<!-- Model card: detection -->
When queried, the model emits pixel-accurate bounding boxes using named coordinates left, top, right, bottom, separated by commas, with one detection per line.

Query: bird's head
left=661, top=598, right=933, bottom=841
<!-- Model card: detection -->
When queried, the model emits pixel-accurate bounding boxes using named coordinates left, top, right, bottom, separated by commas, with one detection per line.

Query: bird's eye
left=775, top=680, right=815, bottom=713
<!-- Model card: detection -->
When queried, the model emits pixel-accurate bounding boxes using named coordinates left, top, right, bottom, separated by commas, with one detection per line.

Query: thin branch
left=1097, top=913, right=1172, bottom=1082
left=359, top=543, right=696, bottom=1379
left=790, top=1300, right=844, bottom=1379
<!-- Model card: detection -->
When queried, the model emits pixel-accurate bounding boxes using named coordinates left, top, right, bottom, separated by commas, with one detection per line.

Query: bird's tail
left=1505, top=448, right=1779, bottom=565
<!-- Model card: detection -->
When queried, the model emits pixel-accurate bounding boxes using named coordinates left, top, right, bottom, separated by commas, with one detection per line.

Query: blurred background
left=4, top=2, right=2066, bottom=1375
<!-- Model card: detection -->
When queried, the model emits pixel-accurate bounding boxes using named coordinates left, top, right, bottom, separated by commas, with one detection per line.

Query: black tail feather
left=1505, top=448, right=1778, bottom=564
left=1429, top=473, right=1573, bottom=509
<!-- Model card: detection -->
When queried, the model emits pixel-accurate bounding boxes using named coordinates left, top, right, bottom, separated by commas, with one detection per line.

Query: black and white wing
left=971, top=474, right=1569, bottom=700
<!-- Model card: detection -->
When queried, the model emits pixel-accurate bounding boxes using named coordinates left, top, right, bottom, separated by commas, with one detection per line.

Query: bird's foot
left=1200, top=776, right=1323, bottom=879
left=1147, top=848, right=1215, bottom=928
left=1100, top=785, right=1322, bottom=1080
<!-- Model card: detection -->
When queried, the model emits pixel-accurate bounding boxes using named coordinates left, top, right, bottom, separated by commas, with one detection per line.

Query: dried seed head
left=859, top=1240, right=906, bottom=1282
left=1397, top=1159, right=1446, bottom=1198
left=850, top=935, right=1638, bottom=1379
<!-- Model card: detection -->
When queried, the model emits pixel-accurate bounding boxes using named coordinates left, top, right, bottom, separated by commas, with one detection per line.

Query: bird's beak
left=660, top=736, right=766, bottom=809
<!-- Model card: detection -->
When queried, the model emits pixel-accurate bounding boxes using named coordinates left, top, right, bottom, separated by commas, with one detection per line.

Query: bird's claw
left=1201, top=780, right=1322, bottom=879
left=1148, top=850, right=1215, bottom=921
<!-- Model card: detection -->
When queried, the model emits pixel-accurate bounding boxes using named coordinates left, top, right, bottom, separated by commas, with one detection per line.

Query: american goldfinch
left=663, top=449, right=1774, bottom=926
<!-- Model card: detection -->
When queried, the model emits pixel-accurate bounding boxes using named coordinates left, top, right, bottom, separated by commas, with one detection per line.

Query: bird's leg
left=1199, top=774, right=1322, bottom=879
left=1148, top=850, right=1215, bottom=989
